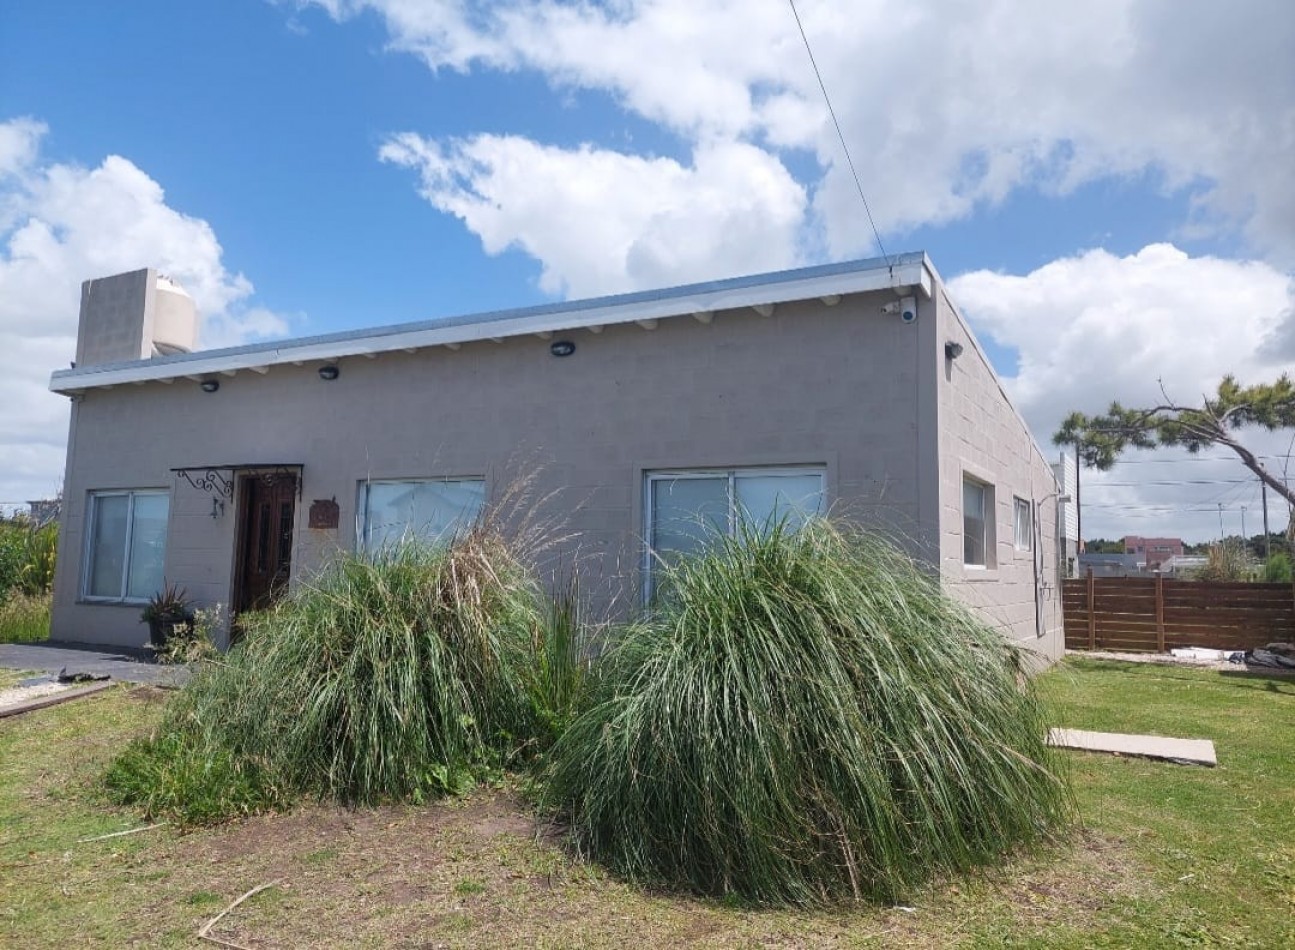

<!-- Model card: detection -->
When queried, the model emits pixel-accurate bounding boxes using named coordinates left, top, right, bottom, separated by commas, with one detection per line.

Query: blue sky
left=2, top=0, right=1292, bottom=540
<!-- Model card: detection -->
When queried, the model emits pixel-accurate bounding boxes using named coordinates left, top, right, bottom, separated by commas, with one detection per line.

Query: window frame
left=80, top=489, right=171, bottom=604
left=642, top=465, right=827, bottom=601
left=1013, top=495, right=1033, bottom=552
left=962, top=474, right=995, bottom=569
left=356, top=476, right=486, bottom=554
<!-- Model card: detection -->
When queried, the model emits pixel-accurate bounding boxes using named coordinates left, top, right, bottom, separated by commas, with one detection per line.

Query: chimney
left=75, top=268, right=198, bottom=367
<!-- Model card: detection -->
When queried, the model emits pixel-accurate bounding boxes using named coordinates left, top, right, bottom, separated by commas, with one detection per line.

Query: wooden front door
left=233, top=473, right=297, bottom=617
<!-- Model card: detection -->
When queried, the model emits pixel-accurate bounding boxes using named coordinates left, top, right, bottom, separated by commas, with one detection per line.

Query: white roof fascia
left=51, top=254, right=934, bottom=393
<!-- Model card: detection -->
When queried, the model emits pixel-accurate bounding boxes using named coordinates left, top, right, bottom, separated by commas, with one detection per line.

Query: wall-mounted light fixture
left=210, top=497, right=225, bottom=519
left=318, top=364, right=340, bottom=381
left=944, top=341, right=964, bottom=360
left=550, top=340, right=576, bottom=358
left=200, top=379, right=220, bottom=393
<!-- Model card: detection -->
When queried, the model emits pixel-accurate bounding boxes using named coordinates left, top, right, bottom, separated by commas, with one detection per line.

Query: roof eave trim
left=50, top=257, right=933, bottom=393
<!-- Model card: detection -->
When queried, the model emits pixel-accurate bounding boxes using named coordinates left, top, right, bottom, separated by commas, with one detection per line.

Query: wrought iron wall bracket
left=175, top=468, right=234, bottom=498
left=172, top=464, right=303, bottom=500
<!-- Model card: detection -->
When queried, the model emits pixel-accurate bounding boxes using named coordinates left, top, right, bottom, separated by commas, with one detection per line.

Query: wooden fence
left=1063, top=574, right=1295, bottom=653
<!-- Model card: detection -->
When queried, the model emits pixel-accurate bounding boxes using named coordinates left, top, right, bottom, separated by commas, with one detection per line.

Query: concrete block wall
left=75, top=269, right=157, bottom=367
left=51, top=289, right=932, bottom=648
left=933, top=287, right=1064, bottom=662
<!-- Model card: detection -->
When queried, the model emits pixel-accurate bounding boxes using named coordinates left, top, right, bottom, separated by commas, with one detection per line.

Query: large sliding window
left=83, top=490, right=170, bottom=602
left=645, top=467, right=826, bottom=597
left=359, top=478, right=485, bottom=553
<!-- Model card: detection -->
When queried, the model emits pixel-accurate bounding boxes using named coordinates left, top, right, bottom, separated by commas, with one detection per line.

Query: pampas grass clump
left=108, top=527, right=547, bottom=822
left=542, top=518, right=1071, bottom=905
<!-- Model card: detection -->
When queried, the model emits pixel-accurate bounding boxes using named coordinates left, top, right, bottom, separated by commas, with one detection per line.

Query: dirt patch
left=124, top=684, right=171, bottom=704
left=124, top=794, right=1146, bottom=950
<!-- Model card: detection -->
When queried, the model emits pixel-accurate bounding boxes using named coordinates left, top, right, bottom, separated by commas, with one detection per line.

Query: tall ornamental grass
left=108, top=528, right=551, bottom=822
left=0, top=591, right=51, bottom=643
left=542, top=518, right=1072, bottom=905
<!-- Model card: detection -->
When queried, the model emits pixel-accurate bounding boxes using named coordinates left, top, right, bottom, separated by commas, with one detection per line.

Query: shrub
left=107, top=528, right=550, bottom=824
left=1195, top=542, right=1255, bottom=582
left=149, top=603, right=224, bottom=665
left=0, top=521, right=28, bottom=595
left=18, top=522, right=57, bottom=595
left=541, top=518, right=1072, bottom=906
left=0, top=520, right=57, bottom=598
left=1262, top=552, right=1292, bottom=584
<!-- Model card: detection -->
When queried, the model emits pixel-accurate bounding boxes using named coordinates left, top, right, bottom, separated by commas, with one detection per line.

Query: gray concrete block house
left=48, top=253, right=1065, bottom=660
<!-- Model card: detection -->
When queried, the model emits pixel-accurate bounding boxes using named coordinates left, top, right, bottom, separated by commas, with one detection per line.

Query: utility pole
left=1074, top=448, right=1082, bottom=554
left=1241, top=506, right=1248, bottom=550
left=1261, top=480, right=1270, bottom=559
left=1218, top=503, right=1225, bottom=544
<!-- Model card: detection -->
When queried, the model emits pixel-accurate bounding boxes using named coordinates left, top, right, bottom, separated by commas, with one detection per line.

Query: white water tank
left=151, top=274, right=198, bottom=356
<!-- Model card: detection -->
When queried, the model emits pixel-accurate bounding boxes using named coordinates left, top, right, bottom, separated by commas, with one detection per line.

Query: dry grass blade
left=76, top=822, right=167, bottom=843
left=197, top=879, right=283, bottom=949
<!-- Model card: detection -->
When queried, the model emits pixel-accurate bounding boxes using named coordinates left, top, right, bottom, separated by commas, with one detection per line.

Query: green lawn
left=0, top=659, right=1290, bottom=947
left=1039, top=658, right=1295, bottom=947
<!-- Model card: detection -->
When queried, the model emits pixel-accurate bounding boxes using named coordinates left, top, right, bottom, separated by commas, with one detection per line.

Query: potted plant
left=140, top=580, right=193, bottom=650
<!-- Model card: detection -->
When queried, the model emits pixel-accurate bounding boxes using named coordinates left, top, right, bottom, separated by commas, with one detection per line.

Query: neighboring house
left=47, top=254, right=1065, bottom=660
left=1158, top=554, right=1208, bottom=577
left=1078, top=553, right=1145, bottom=577
left=27, top=497, right=62, bottom=529
left=1123, top=535, right=1184, bottom=570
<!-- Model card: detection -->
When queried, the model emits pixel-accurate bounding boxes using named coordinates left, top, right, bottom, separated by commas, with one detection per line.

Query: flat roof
left=50, top=252, right=936, bottom=393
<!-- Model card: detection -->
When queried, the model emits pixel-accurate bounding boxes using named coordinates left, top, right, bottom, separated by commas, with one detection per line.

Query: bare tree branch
left=1053, top=374, right=1295, bottom=512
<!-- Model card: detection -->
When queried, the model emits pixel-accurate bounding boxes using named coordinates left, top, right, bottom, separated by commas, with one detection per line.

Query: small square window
left=1013, top=496, right=1033, bottom=551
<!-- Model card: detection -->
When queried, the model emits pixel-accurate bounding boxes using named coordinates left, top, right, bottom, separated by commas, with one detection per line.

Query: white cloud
left=0, top=117, right=46, bottom=181
left=380, top=133, right=807, bottom=296
left=0, top=118, right=291, bottom=505
left=949, top=244, right=1295, bottom=541
left=304, top=0, right=1295, bottom=267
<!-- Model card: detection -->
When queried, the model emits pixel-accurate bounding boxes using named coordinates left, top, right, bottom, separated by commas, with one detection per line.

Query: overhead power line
left=1104, top=454, right=1286, bottom=465
left=1094, top=478, right=1253, bottom=487
left=787, top=0, right=890, bottom=266
left=1083, top=503, right=1264, bottom=511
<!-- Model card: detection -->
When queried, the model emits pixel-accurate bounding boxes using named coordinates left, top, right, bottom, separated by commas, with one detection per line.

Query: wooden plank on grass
left=0, top=682, right=112, bottom=718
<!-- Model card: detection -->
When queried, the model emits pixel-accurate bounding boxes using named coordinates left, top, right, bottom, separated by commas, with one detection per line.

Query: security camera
left=899, top=296, right=917, bottom=323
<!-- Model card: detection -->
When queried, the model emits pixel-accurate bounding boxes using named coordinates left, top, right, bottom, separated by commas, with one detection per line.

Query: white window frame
left=962, top=475, right=995, bottom=569
left=1013, top=496, right=1033, bottom=552
left=356, top=476, right=486, bottom=554
left=81, top=489, right=170, bottom=604
left=643, top=465, right=827, bottom=601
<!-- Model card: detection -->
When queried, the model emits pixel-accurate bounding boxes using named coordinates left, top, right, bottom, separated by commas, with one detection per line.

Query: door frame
left=230, top=470, right=300, bottom=625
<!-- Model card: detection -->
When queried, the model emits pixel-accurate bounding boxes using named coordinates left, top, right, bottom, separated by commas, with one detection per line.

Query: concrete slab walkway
left=0, top=641, right=189, bottom=687
left=1048, top=727, right=1217, bottom=767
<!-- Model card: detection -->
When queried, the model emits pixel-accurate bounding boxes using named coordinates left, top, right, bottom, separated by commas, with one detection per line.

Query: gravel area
left=0, top=681, right=75, bottom=711
left=1074, top=649, right=1284, bottom=673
